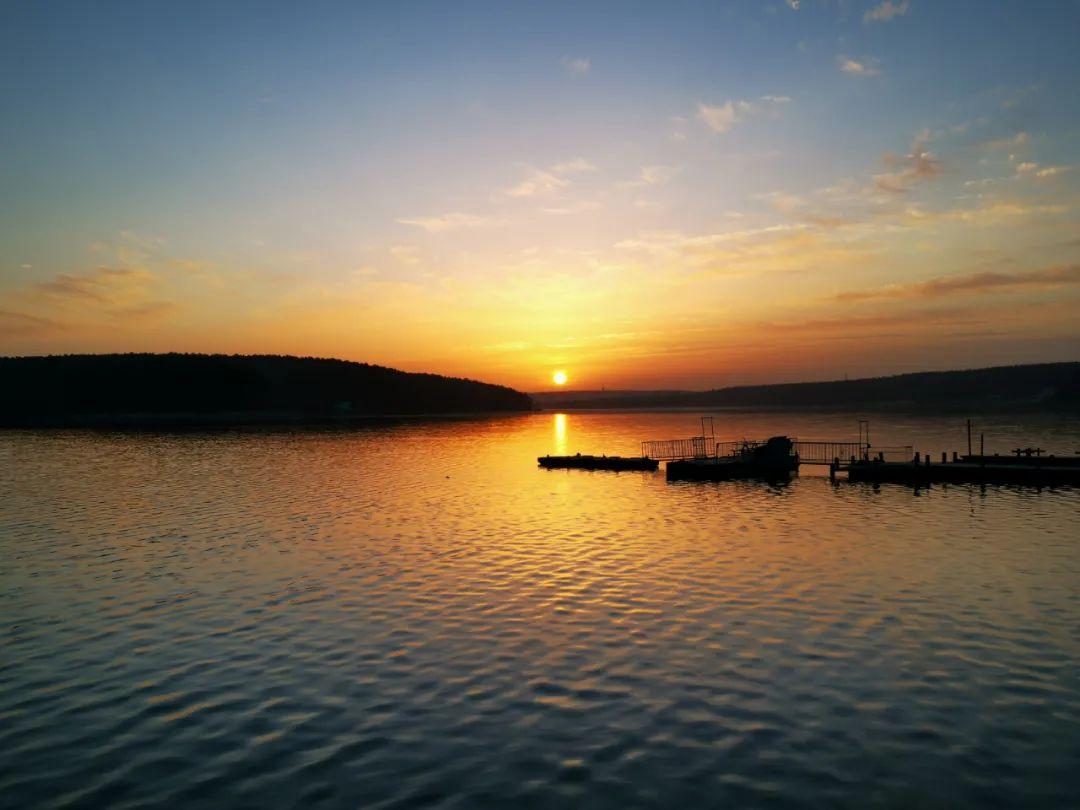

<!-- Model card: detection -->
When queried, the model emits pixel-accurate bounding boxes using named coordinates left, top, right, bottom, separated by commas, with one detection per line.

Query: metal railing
left=643, top=435, right=914, bottom=465
left=641, top=436, right=712, bottom=460
left=793, top=441, right=913, bottom=465
left=870, top=445, right=915, bottom=462
left=715, top=439, right=764, bottom=458
left=793, top=441, right=862, bottom=464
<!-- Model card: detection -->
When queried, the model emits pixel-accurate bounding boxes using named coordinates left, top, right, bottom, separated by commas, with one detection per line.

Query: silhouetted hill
left=533, top=363, right=1080, bottom=412
left=0, top=353, right=534, bottom=426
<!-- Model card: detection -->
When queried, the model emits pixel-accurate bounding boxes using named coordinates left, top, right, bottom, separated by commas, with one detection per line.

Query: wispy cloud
left=611, top=223, right=868, bottom=279
left=838, top=56, right=880, bottom=77
left=985, top=131, right=1029, bottom=150
left=864, top=0, right=909, bottom=24
left=389, top=245, right=421, bottom=264
left=620, top=165, right=680, bottom=189
left=1015, top=162, right=1072, bottom=180
left=615, top=223, right=807, bottom=254
left=785, top=0, right=800, bottom=9
left=504, top=158, right=596, bottom=198
left=35, top=267, right=154, bottom=304
left=758, top=191, right=807, bottom=215
left=395, top=212, right=500, bottom=233
left=836, top=263, right=1080, bottom=302
left=873, top=134, right=942, bottom=192
left=0, top=309, right=63, bottom=338
left=697, top=95, right=790, bottom=134
left=541, top=200, right=602, bottom=215
left=16, top=263, right=178, bottom=327
left=505, top=170, right=567, bottom=198
left=560, top=56, right=590, bottom=75
left=551, top=158, right=596, bottom=174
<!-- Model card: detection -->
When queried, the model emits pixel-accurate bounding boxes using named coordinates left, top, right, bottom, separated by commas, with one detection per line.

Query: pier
left=540, top=416, right=1079, bottom=486
left=834, top=452, right=1080, bottom=486
left=541, top=416, right=1080, bottom=487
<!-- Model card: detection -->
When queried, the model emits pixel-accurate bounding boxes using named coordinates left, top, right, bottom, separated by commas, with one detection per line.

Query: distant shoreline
left=533, top=402, right=1080, bottom=415
left=0, top=409, right=540, bottom=430
left=532, top=362, right=1080, bottom=414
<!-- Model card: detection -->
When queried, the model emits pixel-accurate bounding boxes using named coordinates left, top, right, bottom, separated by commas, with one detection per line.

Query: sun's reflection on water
left=553, top=412, right=567, bottom=455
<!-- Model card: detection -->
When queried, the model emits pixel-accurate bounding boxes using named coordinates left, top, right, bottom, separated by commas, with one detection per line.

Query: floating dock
left=838, top=453, right=1080, bottom=486
left=538, top=454, right=660, bottom=471
left=667, top=437, right=798, bottom=481
left=539, top=416, right=1080, bottom=488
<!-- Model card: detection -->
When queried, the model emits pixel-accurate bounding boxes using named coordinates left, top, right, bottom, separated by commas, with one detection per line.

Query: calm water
left=2, top=411, right=1078, bottom=809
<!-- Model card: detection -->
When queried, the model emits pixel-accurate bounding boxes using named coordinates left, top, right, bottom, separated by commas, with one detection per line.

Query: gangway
left=641, top=416, right=716, bottom=460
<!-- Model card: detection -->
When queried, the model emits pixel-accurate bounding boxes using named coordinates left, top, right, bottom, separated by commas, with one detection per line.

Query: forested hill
left=0, top=354, right=534, bottom=426
left=533, top=363, right=1080, bottom=412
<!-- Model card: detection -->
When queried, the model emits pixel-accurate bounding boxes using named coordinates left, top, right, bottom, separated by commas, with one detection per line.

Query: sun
left=552, top=370, right=568, bottom=386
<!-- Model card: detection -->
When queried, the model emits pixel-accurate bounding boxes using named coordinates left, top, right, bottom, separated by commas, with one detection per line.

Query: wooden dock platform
left=538, top=454, right=660, bottom=472
left=838, top=456, right=1080, bottom=486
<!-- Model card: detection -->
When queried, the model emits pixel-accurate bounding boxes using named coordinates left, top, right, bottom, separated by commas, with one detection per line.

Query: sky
left=1, top=0, right=1079, bottom=391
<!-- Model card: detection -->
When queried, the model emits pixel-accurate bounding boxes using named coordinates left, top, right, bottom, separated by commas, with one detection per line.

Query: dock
left=666, top=437, right=798, bottom=481
left=538, top=454, right=660, bottom=471
left=539, top=417, right=1080, bottom=488
left=836, top=452, right=1080, bottom=486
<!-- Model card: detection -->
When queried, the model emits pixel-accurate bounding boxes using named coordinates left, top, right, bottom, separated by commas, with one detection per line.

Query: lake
left=1, top=411, right=1078, bottom=809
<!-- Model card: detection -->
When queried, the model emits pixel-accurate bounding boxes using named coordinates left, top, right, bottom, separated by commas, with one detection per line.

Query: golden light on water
left=552, top=371, right=568, bottom=386
left=553, top=413, right=567, bottom=455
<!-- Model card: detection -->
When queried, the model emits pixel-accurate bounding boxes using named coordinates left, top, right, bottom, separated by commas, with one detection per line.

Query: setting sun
left=552, top=370, right=568, bottom=386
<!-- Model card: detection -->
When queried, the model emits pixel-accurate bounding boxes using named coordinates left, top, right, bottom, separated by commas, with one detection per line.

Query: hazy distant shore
left=533, top=362, right=1080, bottom=414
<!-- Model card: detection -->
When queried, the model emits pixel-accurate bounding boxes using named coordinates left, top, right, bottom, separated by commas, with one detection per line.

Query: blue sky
left=2, top=1, right=1078, bottom=388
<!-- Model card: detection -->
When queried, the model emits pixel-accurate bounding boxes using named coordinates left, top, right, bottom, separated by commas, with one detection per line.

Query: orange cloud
left=836, top=263, right=1080, bottom=302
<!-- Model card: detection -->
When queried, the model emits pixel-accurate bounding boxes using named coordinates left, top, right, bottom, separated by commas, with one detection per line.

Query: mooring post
left=967, top=419, right=972, bottom=456
left=942, top=452, right=947, bottom=464
left=952, top=451, right=958, bottom=462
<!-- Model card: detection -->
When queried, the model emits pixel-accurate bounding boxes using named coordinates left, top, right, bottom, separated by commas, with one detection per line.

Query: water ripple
left=1, top=413, right=1079, bottom=808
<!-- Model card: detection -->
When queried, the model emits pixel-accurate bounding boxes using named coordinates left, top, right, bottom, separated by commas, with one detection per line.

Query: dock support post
left=967, top=419, right=972, bottom=456
left=942, top=452, right=947, bottom=464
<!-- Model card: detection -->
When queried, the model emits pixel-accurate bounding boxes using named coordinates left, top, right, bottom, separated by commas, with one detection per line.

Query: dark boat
left=538, top=454, right=660, bottom=471
left=666, top=436, right=798, bottom=481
